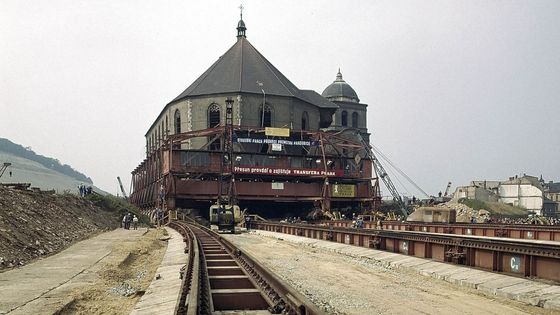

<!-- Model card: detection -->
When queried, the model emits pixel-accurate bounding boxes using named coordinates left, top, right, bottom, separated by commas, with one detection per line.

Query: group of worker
left=122, top=212, right=139, bottom=230
left=78, top=184, right=93, bottom=197
left=352, top=215, right=365, bottom=228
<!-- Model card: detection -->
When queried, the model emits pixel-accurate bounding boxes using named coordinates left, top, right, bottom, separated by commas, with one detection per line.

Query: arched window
left=208, top=104, right=221, bottom=128
left=341, top=110, right=348, bottom=127
left=301, top=111, right=309, bottom=130
left=260, top=104, right=272, bottom=127
left=174, top=109, right=181, bottom=134
left=352, top=112, right=358, bottom=128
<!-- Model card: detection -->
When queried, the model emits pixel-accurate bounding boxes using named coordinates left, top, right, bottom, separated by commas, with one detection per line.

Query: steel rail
left=217, top=232, right=322, bottom=315
left=254, top=221, right=560, bottom=282
left=168, top=221, right=199, bottom=314
left=267, top=222, right=560, bottom=258
left=323, top=220, right=560, bottom=241
left=170, top=220, right=324, bottom=315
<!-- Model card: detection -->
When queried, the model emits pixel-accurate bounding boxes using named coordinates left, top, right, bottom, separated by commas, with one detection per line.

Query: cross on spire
left=236, top=4, right=247, bottom=38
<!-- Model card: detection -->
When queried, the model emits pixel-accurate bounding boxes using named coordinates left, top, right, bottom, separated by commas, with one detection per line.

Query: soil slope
left=0, top=186, right=119, bottom=271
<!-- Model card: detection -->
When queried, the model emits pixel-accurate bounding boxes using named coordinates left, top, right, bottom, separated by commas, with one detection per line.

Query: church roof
left=169, top=37, right=338, bottom=109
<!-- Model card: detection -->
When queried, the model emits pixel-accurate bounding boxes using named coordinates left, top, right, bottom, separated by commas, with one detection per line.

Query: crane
left=117, top=176, right=128, bottom=200
left=356, top=134, right=409, bottom=217
left=444, top=182, right=452, bottom=197
left=0, top=163, right=12, bottom=178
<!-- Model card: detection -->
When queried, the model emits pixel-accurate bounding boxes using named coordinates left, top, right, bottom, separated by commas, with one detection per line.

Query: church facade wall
left=238, top=94, right=321, bottom=130
left=146, top=93, right=325, bottom=152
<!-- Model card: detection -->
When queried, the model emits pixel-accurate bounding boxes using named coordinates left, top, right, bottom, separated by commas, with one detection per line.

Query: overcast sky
left=1, top=1, right=559, bottom=197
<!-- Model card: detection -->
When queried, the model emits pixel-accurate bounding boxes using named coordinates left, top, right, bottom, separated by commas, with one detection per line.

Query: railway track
left=323, top=220, right=560, bottom=241
left=168, top=220, right=324, bottom=315
left=254, top=221, right=560, bottom=283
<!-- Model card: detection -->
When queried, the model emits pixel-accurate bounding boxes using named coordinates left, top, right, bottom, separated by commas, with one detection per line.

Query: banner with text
left=234, top=137, right=319, bottom=146
left=331, top=184, right=356, bottom=198
left=233, top=166, right=343, bottom=177
left=265, top=127, right=290, bottom=137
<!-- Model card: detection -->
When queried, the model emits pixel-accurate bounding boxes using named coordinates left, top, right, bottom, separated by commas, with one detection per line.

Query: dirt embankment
left=0, top=186, right=120, bottom=271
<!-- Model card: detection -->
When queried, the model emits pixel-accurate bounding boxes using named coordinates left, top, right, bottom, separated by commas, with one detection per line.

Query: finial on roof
left=237, top=4, right=247, bottom=38
left=336, top=68, right=343, bottom=81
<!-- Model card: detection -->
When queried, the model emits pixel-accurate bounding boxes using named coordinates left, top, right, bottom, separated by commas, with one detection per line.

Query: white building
left=498, top=176, right=543, bottom=214
left=453, top=175, right=544, bottom=215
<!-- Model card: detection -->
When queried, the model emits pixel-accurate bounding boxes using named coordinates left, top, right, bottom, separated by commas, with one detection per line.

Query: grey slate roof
left=546, top=182, right=560, bottom=193
left=322, top=70, right=360, bottom=103
left=300, top=90, right=339, bottom=109
left=169, top=37, right=338, bottom=109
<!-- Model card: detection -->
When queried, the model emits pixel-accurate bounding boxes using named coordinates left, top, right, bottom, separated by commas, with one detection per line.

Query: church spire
left=237, top=4, right=247, bottom=38
left=336, top=68, right=343, bottom=81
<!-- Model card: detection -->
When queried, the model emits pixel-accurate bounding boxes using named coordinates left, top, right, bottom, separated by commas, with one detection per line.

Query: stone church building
left=131, top=15, right=378, bottom=214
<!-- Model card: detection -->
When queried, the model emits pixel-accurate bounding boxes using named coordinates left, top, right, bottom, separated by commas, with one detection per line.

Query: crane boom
left=117, top=176, right=128, bottom=200
left=357, top=135, right=408, bottom=217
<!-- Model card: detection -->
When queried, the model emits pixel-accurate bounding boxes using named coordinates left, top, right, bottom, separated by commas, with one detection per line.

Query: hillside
left=0, top=138, right=103, bottom=194
left=0, top=138, right=91, bottom=183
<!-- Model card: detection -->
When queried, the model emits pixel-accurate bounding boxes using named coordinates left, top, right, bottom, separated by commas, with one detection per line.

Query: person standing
left=245, top=215, right=251, bottom=231
left=133, top=215, right=139, bottom=230
left=125, top=212, right=132, bottom=229
left=157, top=208, right=164, bottom=227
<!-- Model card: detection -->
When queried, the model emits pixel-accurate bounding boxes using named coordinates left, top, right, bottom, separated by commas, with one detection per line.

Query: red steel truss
left=130, top=126, right=382, bottom=212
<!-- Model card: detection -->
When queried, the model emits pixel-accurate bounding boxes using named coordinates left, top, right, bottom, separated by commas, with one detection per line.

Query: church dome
left=322, top=69, right=360, bottom=103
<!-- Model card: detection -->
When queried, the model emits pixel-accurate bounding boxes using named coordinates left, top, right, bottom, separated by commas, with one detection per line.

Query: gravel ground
left=223, top=231, right=556, bottom=315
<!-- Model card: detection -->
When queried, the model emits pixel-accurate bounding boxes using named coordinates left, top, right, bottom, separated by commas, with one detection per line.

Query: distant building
left=544, top=181, right=560, bottom=202
left=498, top=175, right=543, bottom=214
left=453, top=180, right=500, bottom=202
left=543, top=181, right=560, bottom=217
left=453, top=174, right=546, bottom=215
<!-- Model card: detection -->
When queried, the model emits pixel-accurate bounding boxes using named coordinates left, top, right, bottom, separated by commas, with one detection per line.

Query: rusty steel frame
left=381, top=222, right=560, bottom=241
left=324, top=220, right=560, bottom=242
left=130, top=125, right=382, bottom=211
left=254, top=221, right=560, bottom=282
left=169, top=220, right=324, bottom=314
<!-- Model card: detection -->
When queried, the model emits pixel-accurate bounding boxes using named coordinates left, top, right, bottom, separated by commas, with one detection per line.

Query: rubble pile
left=436, top=202, right=487, bottom=222
left=0, top=186, right=119, bottom=271
left=108, top=282, right=138, bottom=297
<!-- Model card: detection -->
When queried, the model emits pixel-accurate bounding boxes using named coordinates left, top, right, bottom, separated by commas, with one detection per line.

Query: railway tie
left=169, top=220, right=324, bottom=315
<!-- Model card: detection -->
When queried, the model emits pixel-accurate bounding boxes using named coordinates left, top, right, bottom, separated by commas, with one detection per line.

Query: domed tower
left=322, top=69, right=368, bottom=135
left=322, top=69, right=360, bottom=103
